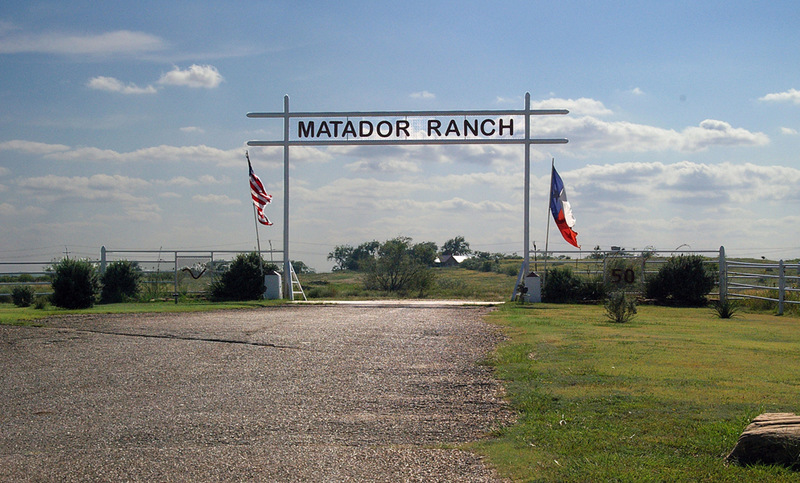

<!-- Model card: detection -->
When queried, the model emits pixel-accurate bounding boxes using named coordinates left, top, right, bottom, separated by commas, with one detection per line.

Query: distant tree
left=327, top=241, right=380, bottom=271
left=362, top=237, right=435, bottom=295
left=328, top=245, right=355, bottom=271
left=442, top=236, right=472, bottom=256
left=291, top=260, right=314, bottom=274
left=412, top=241, right=438, bottom=267
left=351, top=241, right=380, bottom=269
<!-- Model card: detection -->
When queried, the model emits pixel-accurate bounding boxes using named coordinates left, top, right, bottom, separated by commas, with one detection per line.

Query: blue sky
left=1, top=1, right=799, bottom=271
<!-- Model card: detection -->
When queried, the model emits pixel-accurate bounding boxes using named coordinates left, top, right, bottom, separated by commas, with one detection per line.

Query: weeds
left=713, top=298, right=740, bottom=318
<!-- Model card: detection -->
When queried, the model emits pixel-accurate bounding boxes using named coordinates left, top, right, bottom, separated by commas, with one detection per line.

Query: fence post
left=718, top=246, right=727, bottom=303
left=173, top=251, right=179, bottom=304
left=100, top=246, right=107, bottom=275
left=778, top=259, right=785, bottom=315
left=640, top=254, right=647, bottom=293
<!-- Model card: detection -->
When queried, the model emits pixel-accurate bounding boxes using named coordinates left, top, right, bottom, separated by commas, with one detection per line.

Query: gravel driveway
left=0, top=304, right=513, bottom=482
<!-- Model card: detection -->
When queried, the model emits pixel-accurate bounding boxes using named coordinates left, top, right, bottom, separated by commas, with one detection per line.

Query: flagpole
left=544, top=158, right=554, bottom=285
left=247, top=151, right=265, bottom=278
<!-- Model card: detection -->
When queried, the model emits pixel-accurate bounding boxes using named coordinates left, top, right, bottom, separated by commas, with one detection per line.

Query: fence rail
left=724, top=258, right=800, bottom=315
left=0, top=247, right=282, bottom=302
left=1, top=246, right=797, bottom=313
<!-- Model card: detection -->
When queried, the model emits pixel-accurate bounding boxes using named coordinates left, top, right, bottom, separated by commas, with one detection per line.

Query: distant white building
left=435, top=254, right=470, bottom=267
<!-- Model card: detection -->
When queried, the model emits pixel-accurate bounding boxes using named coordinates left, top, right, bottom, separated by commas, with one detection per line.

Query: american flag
left=247, top=152, right=273, bottom=226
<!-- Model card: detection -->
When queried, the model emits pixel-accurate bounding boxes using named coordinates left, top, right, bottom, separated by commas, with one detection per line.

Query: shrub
left=100, top=260, right=141, bottom=303
left=11, top=285, right=35, bottom=307
left=712, top=298, right=740, bottom=319
left=50, top=258, right=99, bottom=309
left=646, top=255, right=716, bottom=306
left=604, top=291, right=637, bottom=323
left=580, top=275, right=607, bottom=301
left=209, top=252, right=276, bottom=301
left=362, top=237, right=435, bottom=295
left=542, top=266, right=583, bottom=303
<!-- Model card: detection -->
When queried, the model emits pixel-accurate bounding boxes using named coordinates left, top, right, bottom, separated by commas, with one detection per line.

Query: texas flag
left=550, top=165, right=580, bottom=248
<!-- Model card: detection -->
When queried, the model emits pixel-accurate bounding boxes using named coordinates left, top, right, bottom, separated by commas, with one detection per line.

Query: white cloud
left=759, top=88, right=800, bottom=105
left=158, top=64, right=223, bottom=89
left=410, top=90, right=435, bottom=99
left=163, top=175, right=224, bottom=187
left=180, top=126, right=205, bottom=133
left=630, top=87, right=644, bottom=96
left=0, top=140, right=328, bottom=167
left=0, top=29, right=165, bottom=55
left=569, top=161, right=800, bottom=206
left=124, top=203, right=162, bottom=222
left=0, top=140, right=71, bottom=155
left=16, top=174, right=151, bottom=203
left=780, top=127, right=798, bottom=135
left=345, top=159, right=421, bottom=173
left=0, top=202, right=46, bottom=217
left=531, top=116, right=769, bottom=152
left=87, top=76, right=157, bottom=95
left=192, top=194, right=240, bottom=205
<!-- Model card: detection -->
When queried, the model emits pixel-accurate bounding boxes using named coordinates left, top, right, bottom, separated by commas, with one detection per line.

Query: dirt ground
left=0, top=304, right=513, bottom=482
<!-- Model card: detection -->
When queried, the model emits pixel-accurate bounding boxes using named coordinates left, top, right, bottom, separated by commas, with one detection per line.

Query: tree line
left=327, top=235, right=472, bottom=272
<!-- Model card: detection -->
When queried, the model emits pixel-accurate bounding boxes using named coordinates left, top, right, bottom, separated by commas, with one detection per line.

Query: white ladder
left=289, top=262, right=307, bottom=301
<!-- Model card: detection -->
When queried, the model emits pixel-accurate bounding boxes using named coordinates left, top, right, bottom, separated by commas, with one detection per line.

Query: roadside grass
left=0, top=299, right=284, bottom=326
left=475, top=303, right=800, bottom=482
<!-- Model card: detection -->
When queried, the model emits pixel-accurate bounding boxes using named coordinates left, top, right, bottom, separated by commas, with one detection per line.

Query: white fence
left=722, top=258, right=800, bottom=315
left=0, top=247, right=282, bottom=302
left=1, top=245, right=797, bottom=312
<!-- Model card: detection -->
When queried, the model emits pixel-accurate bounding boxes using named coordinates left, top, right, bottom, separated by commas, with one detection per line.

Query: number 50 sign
left=610, top=268, right=636, bottom=284
left=605, top=259, right=644, bottom=290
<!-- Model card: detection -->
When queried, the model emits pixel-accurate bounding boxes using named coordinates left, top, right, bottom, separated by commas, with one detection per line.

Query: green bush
left=33, top=297, right=48, bottom=310
left=50, top=258, right=99, bottom=309
left=100, top=260, right=141, bottom=303
left=542, top=266, right=584, bottom=303
left=646, top=255, right=716, bottom=306
left=11, top=285, right=35, bottom=307
left=209, top=252, right=276, bottom=301
left=604, top=291, right=637, bottom=323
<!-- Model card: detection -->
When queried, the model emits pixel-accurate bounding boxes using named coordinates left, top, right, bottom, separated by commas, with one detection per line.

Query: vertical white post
left=100, top=246, right=107, bottom=275
left=778, top=259, right=785, bottom=315
left=523, top=92, right=531, bottom=275
left=173, top=251, right=179, bottom=304
left=283, top=95, right=293, bottom=300
left=718, top=246, right=727, bottom=303
left=511, top=93, right=533, bottom=301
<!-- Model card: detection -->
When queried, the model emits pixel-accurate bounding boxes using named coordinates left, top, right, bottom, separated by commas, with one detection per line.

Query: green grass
left=474, top=303, right=800, bottom=481
left=0, top=299, right=284, bottom=326
left=300, top=265, right=518, bottom=300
